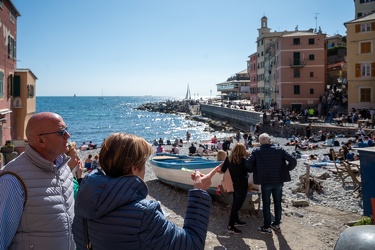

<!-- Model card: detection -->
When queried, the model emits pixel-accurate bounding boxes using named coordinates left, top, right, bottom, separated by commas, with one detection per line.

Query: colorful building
left=0, top=0, right=20, bottom=145
left=344, top=12, right=375, bottom=110
left=274, top=31, right=327, bottom=110
left=247, top=52, right=257, bottom=104
left=354, top=0, right=375, bottom=18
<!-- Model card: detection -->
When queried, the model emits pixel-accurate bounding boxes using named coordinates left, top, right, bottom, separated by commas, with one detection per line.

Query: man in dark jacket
left=222, top=137, right=233, bottom=152
left=246, top=133, right=297, bottom=235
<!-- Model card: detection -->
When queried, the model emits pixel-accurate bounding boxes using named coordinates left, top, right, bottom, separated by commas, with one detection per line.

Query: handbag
left=220, top=169, right=234, bottom=193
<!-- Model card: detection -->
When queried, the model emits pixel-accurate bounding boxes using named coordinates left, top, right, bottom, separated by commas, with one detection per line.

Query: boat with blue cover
left=150, top=153, right=261, bottom=211
left=149, top=153, right=222, bottom=194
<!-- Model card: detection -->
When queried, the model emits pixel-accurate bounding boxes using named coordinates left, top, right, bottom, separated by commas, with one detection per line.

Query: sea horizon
left=35, top=96, right=232, bottom=147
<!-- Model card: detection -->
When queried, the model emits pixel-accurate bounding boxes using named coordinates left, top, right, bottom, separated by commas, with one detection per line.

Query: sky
left=12, top=0, right=355, bottom=98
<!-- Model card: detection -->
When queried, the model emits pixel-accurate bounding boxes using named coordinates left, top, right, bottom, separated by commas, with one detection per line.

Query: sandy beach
left=77, top=134, right=363, bottom=250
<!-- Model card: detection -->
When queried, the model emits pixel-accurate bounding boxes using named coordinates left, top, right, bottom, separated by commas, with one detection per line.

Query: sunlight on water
left=36, top=96, right=234, bottom=145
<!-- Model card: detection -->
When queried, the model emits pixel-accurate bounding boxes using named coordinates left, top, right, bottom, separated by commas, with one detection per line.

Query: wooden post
left=305, top=164, right=310, bottom=195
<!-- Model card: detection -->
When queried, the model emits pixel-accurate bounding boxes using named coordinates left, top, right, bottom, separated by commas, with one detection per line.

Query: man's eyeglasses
left=38, top=127, right=69, bottom=137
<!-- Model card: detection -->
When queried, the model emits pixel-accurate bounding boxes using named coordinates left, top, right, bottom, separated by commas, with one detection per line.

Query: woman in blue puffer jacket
left=72, top=132, right=219, bottom=250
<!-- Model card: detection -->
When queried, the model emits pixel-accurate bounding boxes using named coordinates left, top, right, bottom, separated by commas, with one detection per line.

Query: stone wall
left=200, top=104, right=365, bottom=138
left=200, top=104, right=262, bottom=130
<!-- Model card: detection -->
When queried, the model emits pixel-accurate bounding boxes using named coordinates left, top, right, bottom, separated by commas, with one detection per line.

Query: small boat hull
left=149, top=153, right=262, bottom=210
left=150, top=153, right=222, bottom=194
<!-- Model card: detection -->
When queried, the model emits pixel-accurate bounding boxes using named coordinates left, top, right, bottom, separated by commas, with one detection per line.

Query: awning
left=0, top=109, right=12, bottom=115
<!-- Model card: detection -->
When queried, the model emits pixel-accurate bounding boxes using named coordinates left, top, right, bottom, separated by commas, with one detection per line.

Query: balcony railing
left=226, top=76, right=250, bottom=81
left=290, top=59, right=305, bottom=68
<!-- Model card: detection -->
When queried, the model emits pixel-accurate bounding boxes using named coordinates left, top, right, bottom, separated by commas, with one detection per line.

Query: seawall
left=200, top=104, right=363, bottom=138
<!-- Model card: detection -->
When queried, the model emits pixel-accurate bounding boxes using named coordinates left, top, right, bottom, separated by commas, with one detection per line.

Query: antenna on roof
left=313, top=12, right=320, bottom=33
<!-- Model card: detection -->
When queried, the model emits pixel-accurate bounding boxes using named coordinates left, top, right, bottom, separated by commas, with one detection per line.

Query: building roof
left=15, top=68, right=38, bottom=80
left=345, top=12, right=375, bottom=25
left=236, top=69, right=248, bottom=75
left=282, top=31, right=319, bottom=37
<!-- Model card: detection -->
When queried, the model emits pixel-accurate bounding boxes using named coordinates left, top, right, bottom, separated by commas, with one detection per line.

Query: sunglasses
left=38, top=127, right=69, bottom=138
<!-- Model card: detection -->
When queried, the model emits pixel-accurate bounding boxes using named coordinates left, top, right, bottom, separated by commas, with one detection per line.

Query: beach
left=78, top=135, right=363, bottom=249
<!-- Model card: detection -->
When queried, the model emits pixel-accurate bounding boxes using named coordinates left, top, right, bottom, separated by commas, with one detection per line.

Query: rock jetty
left=135, top=100, right=190, bottom=114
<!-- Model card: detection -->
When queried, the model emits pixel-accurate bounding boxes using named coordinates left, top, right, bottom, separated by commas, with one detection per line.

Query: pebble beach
left=78, top=135, right=362, bottom=215
left=77, top=134, right=364, bottom=249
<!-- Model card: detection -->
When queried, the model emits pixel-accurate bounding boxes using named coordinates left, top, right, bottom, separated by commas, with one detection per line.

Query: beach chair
left=342, top=161, right=361, bottom=197
left=329, top=149, right=352, bottom=187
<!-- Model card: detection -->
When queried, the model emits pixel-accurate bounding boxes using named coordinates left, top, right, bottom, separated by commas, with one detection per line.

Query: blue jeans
left=261, top=183, right=283, bottom=228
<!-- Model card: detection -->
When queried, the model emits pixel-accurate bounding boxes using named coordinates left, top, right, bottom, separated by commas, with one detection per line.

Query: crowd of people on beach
left=1, top=110, right=374, bottom=249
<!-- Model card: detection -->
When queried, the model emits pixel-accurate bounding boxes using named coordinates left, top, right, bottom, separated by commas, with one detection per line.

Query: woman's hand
left=191, top=166, right=219, bottom=190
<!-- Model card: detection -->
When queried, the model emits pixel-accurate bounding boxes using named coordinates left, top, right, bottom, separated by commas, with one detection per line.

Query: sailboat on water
left=184, top=84, right=191, bottom=100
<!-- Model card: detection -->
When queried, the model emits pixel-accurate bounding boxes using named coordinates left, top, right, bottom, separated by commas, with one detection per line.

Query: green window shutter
left=0, top=71, right=3, bottom=97
left=13, top=75, right=20, bottom=97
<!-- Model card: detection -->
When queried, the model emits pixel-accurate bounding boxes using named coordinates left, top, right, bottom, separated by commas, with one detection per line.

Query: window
left=310, top=89, right=314, bottom=94
left=8, top=36, right=16, bottom=60
left=27, top=85, right=35, bottom=98
left=308, top=38, right=315, bottom=45
left=360, top=88, right=371, bottom=102
left=309, top=54, right=315, bottom=60
left=0, top=71, right=3, bottom=98
left=361, top=23, right=371, bottom=32
left=294, top=69, right=300, bottom=78
left=361, top=63, right=371, bottom=77
left=293, top=38, right=300, bottom=45
left=10, top=10, right=15, bottom=23
left=360, top=41, right=371, bottom=53
left=0, top=0, right=3, bottom=9
left=294, top=85, right=300, bottom=94
left=310, top=72, right=314, bottom=77
left=355, top=63, right=375, bottom=77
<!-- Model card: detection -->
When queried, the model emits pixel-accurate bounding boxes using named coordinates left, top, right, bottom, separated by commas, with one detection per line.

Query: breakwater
left=134, top=100, right=363, bottom=139
left=200, top=104, right=261, bottom=130
left=199, top=104, right=362, bottom=138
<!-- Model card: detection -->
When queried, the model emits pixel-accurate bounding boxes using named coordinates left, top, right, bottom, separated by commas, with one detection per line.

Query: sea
left=36, top=96, right=232, bottom=146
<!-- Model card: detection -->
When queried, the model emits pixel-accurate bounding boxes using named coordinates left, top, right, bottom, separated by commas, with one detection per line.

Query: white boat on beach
left=149, top=153, right=222, bottom=194
left=149, top=153, right=261, bottom=209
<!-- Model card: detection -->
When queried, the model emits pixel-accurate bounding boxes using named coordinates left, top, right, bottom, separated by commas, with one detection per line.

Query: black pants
left=228, top=187, right=247, bottom=227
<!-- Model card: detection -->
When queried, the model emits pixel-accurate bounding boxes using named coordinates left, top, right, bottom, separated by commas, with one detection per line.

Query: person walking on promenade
left=0, top=112, right=75, bottom=250
left=245, top=133, right=297, bottom=235
left=220, top=143, right=250, bottom=234
left=72, top=132, right=220, bottom=249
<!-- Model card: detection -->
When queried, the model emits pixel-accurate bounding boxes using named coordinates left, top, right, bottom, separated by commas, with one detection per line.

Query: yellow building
left=345, top=13, right=375, bottom=110
left=11, top=69, right=37, bottom=146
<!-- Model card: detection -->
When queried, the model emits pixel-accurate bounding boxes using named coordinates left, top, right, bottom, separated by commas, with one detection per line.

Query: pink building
left=247, top=52, right=258, bottom=104
left=0, top=1, right=20, bottom=145
left=274, top=31, right=327, bottom=111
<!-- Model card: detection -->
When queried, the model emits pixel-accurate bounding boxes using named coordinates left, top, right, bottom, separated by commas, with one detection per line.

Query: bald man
left=0, top=112, right=76, bottom=250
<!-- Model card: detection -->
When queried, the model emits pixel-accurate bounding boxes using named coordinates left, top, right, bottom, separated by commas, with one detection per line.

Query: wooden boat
left=150, top=153, right=262, bottom=210
left=149, top=153, right=222, bottom=195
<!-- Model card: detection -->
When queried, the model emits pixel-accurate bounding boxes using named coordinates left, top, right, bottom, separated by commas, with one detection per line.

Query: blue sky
left=12, top=0, right=354, bottom=98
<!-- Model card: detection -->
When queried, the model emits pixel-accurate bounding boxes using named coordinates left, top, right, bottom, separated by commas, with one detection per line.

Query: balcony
left=217, top=84, right=239, bottom=91
left=290, top=59, right=305, bottom=68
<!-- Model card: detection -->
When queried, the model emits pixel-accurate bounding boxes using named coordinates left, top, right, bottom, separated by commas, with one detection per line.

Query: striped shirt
left=0, top=155, right=64, bottom=249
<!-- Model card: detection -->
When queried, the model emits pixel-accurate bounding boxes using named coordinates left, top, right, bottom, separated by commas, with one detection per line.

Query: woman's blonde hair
left=228, top=143, right=247, bottom=164
left=216, top=150, right=227, bottom=161
left=99, top=133, right=152, bottom=177
left=67, top=141, right=77, bottom=152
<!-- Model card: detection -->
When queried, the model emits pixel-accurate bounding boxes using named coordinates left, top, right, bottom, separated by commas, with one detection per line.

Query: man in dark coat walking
left=246, top=133, right=297, bottom=235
